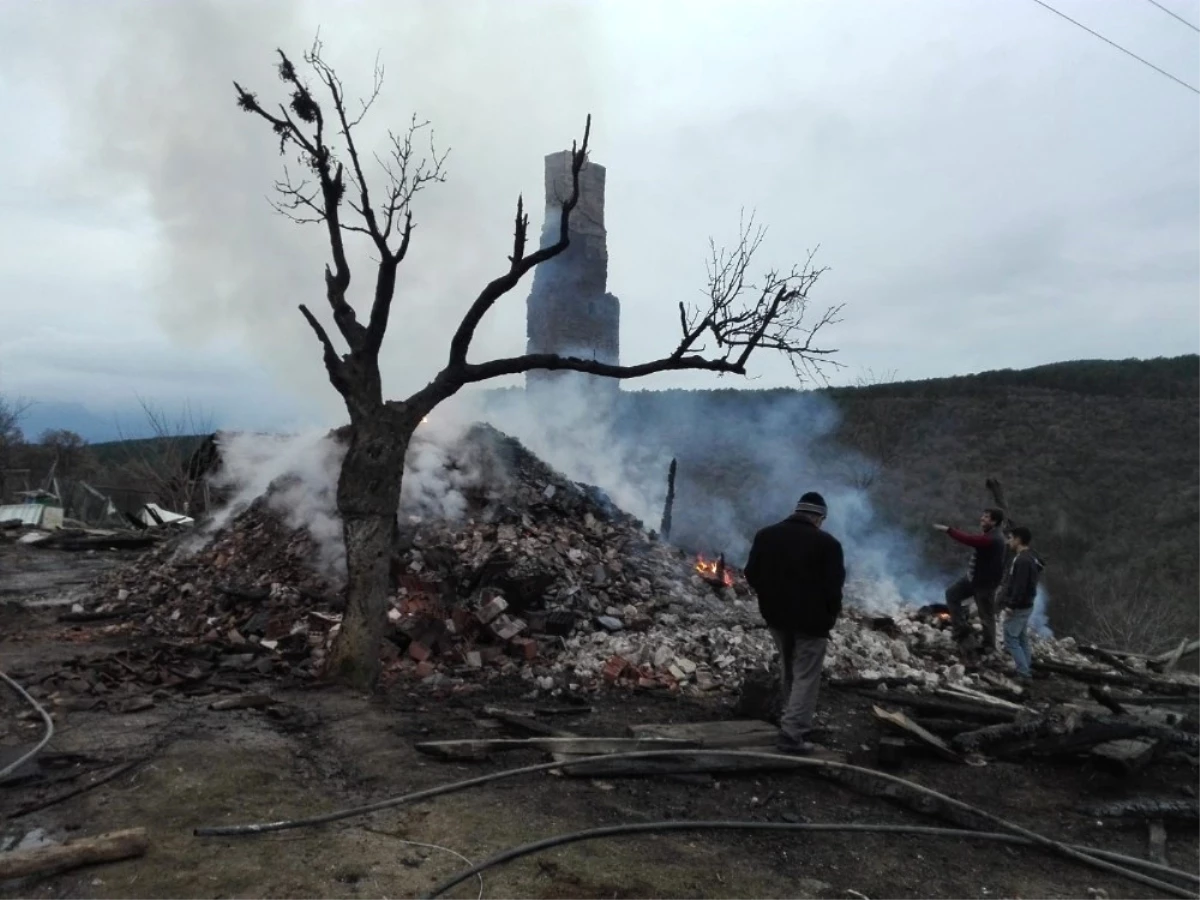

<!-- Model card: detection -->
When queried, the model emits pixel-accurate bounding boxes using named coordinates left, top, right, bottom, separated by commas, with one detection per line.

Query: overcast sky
left=0, top=0, right=1196, bottom=433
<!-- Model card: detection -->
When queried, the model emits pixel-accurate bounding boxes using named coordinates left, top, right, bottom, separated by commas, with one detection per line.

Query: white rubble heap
left=386, top=427, right=1175, bottom=696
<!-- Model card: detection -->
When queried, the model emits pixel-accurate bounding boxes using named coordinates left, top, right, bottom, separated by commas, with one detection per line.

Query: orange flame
left=694, top=554, right=733, bottom=587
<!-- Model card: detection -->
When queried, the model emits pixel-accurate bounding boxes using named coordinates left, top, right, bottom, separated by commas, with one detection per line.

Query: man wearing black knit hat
left=744, top=491, right=847, bottom=755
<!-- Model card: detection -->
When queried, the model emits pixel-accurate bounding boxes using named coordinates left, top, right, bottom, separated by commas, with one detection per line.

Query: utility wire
left=1030, top=0, right=1200, bottom=95
left=1143, top=0, right=1200, bottom=34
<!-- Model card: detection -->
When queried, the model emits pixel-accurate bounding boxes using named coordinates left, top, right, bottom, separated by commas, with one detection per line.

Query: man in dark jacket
left=933, top=508, right=1006, bottom=655
left=744, top=491, right=846, bottom=755
left=998, top=526, right=1039, bottom=679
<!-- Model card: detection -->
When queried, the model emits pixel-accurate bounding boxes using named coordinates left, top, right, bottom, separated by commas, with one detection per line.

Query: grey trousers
left=945, top=577, right=998, bottom=651
left=769, top=629, right=827, bottom=744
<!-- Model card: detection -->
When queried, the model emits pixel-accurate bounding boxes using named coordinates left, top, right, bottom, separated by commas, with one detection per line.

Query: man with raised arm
left=933, top=508, right=1007, bottom=657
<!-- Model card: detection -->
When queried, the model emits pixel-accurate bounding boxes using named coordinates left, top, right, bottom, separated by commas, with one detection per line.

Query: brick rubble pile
left=84, top=424, right=1173, bottom=697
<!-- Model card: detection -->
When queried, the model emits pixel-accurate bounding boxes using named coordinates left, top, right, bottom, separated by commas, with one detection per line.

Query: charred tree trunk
left=325, top=403, right=416, bottom=690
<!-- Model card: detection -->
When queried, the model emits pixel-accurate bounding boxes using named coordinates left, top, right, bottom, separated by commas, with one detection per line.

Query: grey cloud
left=0, top=0, right=1195, bottom=422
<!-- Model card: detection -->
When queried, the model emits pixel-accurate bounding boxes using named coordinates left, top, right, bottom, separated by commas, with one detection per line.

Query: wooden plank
left=414, top=736, right=695, bottom=762
left=872, top=705, right=963, bottom=763
left=0, top=828, right=148, bottom=880
left=481, top=707, right=574, bottom=738
left=626, top=720, right=780, bottom=749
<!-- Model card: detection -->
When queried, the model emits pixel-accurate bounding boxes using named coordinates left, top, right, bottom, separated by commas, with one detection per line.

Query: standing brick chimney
left=524, top=151, right=620, bottom=394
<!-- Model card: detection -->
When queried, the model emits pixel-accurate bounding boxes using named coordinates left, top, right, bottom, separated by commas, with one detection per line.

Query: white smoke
left=193, top=399, right=485, bottom=579
left=465, top=378, right=947, bottom=617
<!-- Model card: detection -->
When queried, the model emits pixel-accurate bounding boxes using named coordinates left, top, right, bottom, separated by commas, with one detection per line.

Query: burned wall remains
left=525, top=150, right=620, bottom=396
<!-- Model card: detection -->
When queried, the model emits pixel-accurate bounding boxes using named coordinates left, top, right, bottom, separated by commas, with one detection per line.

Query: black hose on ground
left=424, top=820, right=1200, bottom=899
left=193, top=748, right=1198, bottom=898
left=0, top=669, right=54, bottom=781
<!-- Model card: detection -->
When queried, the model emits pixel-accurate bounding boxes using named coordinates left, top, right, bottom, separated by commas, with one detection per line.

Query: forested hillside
left=621, top=355, right=1199, bottom=652
left=5, top=356, right=1195, bottom=653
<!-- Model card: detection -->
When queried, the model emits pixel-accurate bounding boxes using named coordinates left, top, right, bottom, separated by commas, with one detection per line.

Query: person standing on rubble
left=745, top=491, right=846, bottom=756
left=998, top=526, right=1039, bottom=680
left=932, top=508, right=1007, bottom=657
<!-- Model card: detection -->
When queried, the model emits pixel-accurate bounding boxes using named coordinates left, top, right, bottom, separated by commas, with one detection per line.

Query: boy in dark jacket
left=933, top=508, right=1006, bottom=655
left=744, top=491, right=846, bottom=754
left=999, top=526, right=1039, bottom=679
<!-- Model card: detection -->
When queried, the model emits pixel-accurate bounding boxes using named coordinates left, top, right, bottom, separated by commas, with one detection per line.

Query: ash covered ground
left=1, top=423, right=1197, bottom=899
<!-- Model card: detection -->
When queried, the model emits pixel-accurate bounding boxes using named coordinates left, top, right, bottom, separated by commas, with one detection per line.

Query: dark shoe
left=776, top=738, right=816, bottom=756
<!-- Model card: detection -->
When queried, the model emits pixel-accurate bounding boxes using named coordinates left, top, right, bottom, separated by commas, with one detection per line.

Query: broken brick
left=451, top=607, right=474, bottom=633
left=414, top=660, right=436, bottom=679
left=479, top=646, right=505, bottom=664
left=509, top=637, right=538, bottom=661
left=476, top=596, right=508, bottom=625
left=602, top=656, right=630, bottom=683
left=408, top=641, right=432, bottom=662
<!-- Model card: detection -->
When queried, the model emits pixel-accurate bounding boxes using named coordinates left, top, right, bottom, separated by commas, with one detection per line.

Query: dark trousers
left=945, top=577, right=998, bottom=651
left=769, top=629, right=827, bottom=744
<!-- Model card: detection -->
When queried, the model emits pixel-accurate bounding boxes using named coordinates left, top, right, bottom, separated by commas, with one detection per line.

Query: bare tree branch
left=235, top=41, right=447, bottom=371
left=446, top=115, right=592, bottom=369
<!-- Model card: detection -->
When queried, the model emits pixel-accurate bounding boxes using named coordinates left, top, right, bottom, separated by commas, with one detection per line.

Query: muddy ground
left=1, top=543, right=1197, bottom=899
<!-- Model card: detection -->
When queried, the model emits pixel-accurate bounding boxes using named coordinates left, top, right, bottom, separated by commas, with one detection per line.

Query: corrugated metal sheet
left=0, top=504, right=63, bottom=528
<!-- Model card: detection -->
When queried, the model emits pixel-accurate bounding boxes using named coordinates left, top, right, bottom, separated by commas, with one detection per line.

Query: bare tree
left=234, top=42, right=840, bottom=689
left=1071, top=570, right=1195, bottom=655
left=114, top=398, right=214, bottom=515
left=0, top=393, right=32, bottom=495
left=38, top=429, right=90, bottom=484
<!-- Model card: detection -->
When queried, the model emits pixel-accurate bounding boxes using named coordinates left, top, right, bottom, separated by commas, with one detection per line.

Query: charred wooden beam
left=1078, top=644, right=1149, bottom=678
left=1088, top=685, right=1127, bottom=716
left=659, top=458, right=677, bottom=541
left=953, top=717, right=1050, bottom=755
left=1084, top=798, right=1199, bottom=822
left=852, top=690, right=1016, bottom=724
left=1033, top=659, right=1198, bottom=696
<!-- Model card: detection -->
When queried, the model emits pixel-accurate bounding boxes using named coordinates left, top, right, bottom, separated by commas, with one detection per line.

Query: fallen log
left=910, top=717, right=981, bottom=738
left=853, top=691, right=1016, bottom=724
left=1158, top=638, right=1198, bottom=674
left=481, top=707, right=574, bottom=738
left=1033, top=660, right=1197, bottom=695
left=937, top=685, right=1025, bottom=712
left=1078, top=645, right=1149, bottom=678
left=0, top=828, right=148, bottom=880
left=1110, top=694, right=1200, bottom=707
left=1088, top=686, right=1127, bottom=716
left=953, top=717, right=1051, bottom=755
left=1084, top=798, right=1199, bottom=821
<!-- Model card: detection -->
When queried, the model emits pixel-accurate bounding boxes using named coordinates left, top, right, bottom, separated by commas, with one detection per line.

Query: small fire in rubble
left=694, top=553, right=734, bottom=587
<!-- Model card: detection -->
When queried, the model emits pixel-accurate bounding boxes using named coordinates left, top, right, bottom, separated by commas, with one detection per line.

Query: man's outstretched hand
left=932, top=523, right=950, bottom=533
